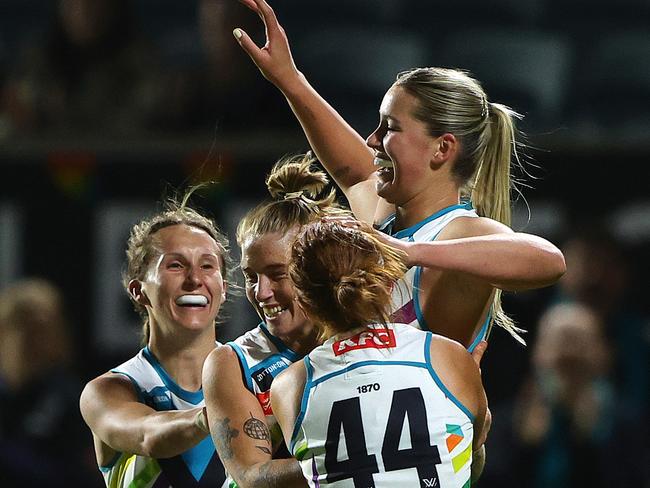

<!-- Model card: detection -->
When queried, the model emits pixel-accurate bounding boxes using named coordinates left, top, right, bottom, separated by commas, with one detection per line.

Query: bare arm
left=269, top=361, right=307, bottom=451
left=202, top=346, right=306, bottom=488
left=233, top=0, right=380, bottom=222
left=380, top=217, right=566, bottom=291
left=79, top=374, right=208, bottom=464
left=428, top=337, right=488, bottom=481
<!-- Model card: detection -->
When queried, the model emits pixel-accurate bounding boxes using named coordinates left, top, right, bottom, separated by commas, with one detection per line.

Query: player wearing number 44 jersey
left=271, top=220, right=488, bottom=487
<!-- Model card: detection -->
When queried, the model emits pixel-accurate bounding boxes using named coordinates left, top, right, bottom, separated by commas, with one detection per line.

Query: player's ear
left=219, top=280, right=227, bottom=305
left=128, top=279, right=150, bottom=306
left=431, top=133, right=458, bottom=166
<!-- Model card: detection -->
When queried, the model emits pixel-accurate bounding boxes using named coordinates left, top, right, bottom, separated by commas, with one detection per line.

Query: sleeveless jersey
left=291, top=324, right=475, bottom=487
left=228, top=323, right=301, bottom=448
left=377, top=202, right=491, bottom=352
left=101, top=346, right=230, bottom=488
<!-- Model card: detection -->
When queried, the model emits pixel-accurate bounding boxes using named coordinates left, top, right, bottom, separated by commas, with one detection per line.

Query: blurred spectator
left=0, top=0, right=166, bottom=138
left=482, top=302, right=647, bottom=487
left=556, top=223, right=649, bottom=413
left=0, top=278, right=100, bottom=487
left=154, top=0, right=293, bottom=133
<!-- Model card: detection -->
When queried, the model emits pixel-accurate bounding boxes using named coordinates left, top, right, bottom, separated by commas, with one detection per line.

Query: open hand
left=233, top=0, right=299, bottom=86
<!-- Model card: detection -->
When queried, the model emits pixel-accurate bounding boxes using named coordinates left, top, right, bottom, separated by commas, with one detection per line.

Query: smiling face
left=134, top=224, right=226, bottom=337
left=240, top=230, right=309, bottom=340
left=366, top=85, right=443, bottom=205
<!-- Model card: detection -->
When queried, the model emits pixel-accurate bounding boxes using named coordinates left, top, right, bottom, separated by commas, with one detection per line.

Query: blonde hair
left=122, top=187, right=231, bottom=343
left=395, top=67, right=525, bottom=343
left=236, top=153, right=350, bottom=245
left=290, top=220, right=407, bottom=341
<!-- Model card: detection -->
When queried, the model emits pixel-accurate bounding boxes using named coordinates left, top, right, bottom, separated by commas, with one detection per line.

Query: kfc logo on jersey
left=256, top=391, right=273, bottom=415
left=333, top=326, right=396, bottom=356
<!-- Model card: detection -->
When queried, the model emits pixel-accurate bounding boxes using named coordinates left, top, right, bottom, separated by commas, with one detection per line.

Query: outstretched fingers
left=232, top=27, right=263, bottom=64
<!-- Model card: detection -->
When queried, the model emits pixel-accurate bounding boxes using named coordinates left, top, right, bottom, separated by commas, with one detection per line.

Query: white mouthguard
left=176, top=295, right=208, bottom=306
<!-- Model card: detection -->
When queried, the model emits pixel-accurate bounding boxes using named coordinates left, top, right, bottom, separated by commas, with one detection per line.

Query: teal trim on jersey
left=253, top=353, right=292, bottom=381
left=467, top=309, right=492, bottom=353
left=228, top=341, right=253, bottom=392
left=312, top=360, right=427, bottom=387
left=424, top=333, right=474, bottom=422
left=391, top=202, right=473, bottom=239
left=259, top=322, right=301, bottom=362
left=412, top=265, right=427, bottom=331
left=375, top=213, right=396, bottom=234
left=411, top=223, right=447, bottom=332
left=109, top=370, right=146, bottom=403
left=99, top=452, right=123, bottom=472
left=142, top=347, right=204, bottom=405
left=290, top=356, right=313, bottom=452
left=181, top=435, right=216, bottom=481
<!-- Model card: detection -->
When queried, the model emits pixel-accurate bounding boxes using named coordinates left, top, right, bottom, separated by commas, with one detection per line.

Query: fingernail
left=233, top=28, right=243, bottom=40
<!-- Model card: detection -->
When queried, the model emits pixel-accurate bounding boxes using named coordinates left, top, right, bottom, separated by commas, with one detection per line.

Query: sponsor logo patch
left=256, top=391, right=273, bottom=415
left=332, top=326, right=396, bottom=356
left=252, top=358, right=287, bottom=391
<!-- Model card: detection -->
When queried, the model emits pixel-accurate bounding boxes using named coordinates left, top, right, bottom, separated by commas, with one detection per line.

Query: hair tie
left=481, top=98, right=489, bottom=118
left=283, top=191, right=305, bottom=201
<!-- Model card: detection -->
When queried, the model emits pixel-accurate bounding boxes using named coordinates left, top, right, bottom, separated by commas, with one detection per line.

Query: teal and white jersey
left=377, top=202, right=490, bottom=352
left=228, top=323, right=301, bottom=448
left=291, top=324, right=474, bottom=488
left=101, top=346, right=230, bottom=488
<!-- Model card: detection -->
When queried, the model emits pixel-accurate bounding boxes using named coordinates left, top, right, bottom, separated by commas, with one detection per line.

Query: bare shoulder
left=202, top=344, right=242, bottom=391
left=204, top=344, right=239, bottom=373
left=439, top=215, right=513, bottom=240
left=81, top=372, right=138, bottom=406
left=79, top=372, right=140, bottom=425
left=427, top=335, right=483, bottom=418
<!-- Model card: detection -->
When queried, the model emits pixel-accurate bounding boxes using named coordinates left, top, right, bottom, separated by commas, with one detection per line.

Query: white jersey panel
left=291, top=324, right=474, bottom=488
left=101, top=346, right=230, bottom=488
left=379, top=203, right=490, bottom=351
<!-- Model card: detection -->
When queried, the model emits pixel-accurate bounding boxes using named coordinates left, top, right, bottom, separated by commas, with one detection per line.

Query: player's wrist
left=194, top=407, right=210, bottom=434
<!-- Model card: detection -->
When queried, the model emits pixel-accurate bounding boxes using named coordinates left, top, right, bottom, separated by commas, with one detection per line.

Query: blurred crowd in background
left=0, top=0, right=648, bottom=487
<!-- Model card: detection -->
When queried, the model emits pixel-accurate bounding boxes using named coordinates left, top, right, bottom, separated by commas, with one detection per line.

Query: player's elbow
left=540, top=244, right=567, bottom=286
left=140, top=433, right=167, bottom=458
left=140, top=428, right=183, bottom=459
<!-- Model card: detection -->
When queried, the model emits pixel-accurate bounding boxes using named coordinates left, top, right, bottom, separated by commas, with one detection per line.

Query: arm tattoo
left=243, top=412, right=270, bottom=442
left=255, top=445, right=272, bottom=455
left=213, top=417, right=239, bottom=461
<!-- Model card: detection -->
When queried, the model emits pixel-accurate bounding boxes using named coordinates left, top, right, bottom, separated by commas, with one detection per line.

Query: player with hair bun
left=202, top=153, right=350, bottom=488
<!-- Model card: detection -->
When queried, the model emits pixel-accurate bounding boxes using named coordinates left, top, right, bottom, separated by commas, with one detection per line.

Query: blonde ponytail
left=395, top=67, right=527, bottom=345
left=470, top=102, right=522, bottom=226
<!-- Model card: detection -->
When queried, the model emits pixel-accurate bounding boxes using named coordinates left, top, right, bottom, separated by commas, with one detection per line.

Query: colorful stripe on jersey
left=104, top=347, right=227, bottom=488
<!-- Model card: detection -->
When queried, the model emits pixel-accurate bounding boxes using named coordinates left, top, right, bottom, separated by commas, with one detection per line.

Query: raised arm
left=202, top=345, right=306, bottom=488
left=233, top=0, right=380, bottom=222
left=379, top=217, right=566, bottom=291
left=79, top=374, right=208, bottom=466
